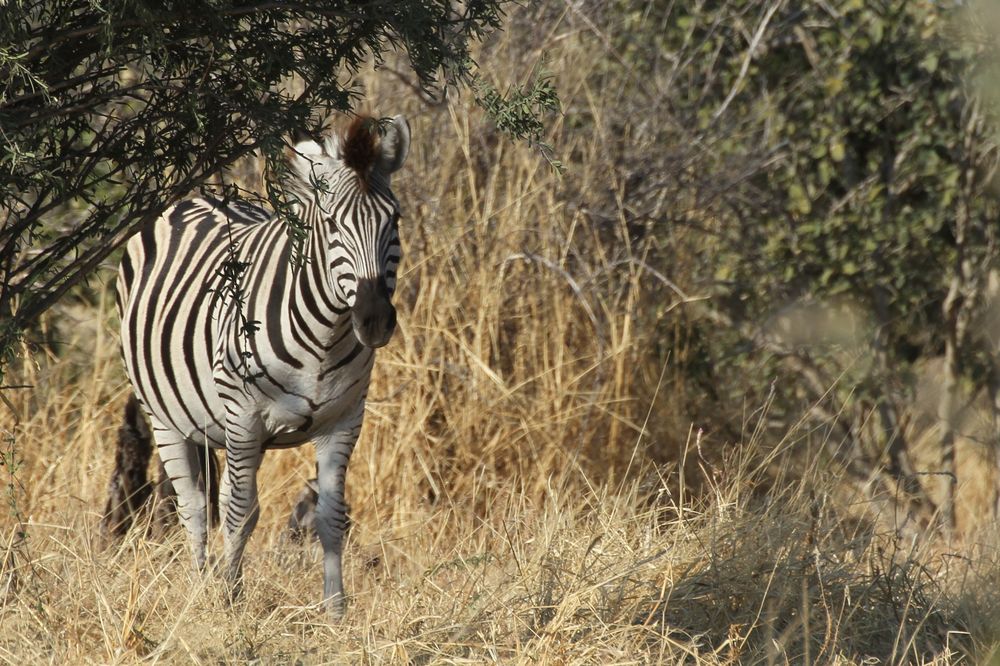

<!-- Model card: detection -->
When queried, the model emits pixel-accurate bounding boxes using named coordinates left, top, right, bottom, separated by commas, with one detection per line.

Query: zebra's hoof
left=325, top=593, right=346, bottom=620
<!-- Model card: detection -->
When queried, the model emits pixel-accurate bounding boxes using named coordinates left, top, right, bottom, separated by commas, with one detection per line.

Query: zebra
left=116, top=115, right=410, bottom=616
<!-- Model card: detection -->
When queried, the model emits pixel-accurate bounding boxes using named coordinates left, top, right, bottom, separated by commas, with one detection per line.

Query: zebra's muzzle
left=352, top=278, right=396, bottom=348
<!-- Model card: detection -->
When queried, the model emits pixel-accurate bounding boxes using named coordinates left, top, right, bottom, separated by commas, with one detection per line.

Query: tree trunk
left=938, top=309, right=960, bottom=539
left=935, top=100, right=990, bottom=539
left=871, top=285, right=934, bottom=526
left=989, top=366, right=1000, bottom=519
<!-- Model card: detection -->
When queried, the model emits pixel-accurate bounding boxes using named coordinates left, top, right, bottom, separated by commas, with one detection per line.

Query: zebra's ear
left=376, top=115, right=410, bottom=176
left=322, top=133, right=342, bottom=159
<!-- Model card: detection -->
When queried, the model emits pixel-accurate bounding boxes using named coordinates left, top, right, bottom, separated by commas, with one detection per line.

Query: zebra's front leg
left=314, top=407, right=363, bottom=618
left=221, top=417, right=264, bottom=600
left=152, top=422, right=208, bottom=572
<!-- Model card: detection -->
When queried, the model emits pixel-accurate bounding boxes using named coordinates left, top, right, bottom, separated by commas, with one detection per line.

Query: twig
left=711, top=0, right=785, bottom=123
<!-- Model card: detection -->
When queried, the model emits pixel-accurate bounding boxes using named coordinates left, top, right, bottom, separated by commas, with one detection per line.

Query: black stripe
left=263, top=238, right=306, bottom=369
left=320, top=342, right=367, bottom=380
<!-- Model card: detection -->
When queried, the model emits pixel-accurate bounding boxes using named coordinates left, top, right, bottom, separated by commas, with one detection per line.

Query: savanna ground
left=6, top=4, right=1000, bottom=664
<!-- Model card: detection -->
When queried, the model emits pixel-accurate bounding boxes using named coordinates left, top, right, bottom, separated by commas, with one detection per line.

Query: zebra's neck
left=281, top=208, right=354, bottom=352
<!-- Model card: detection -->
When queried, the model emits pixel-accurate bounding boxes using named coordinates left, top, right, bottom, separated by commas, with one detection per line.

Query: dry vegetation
left=4, top=7, right=1000, bottom=665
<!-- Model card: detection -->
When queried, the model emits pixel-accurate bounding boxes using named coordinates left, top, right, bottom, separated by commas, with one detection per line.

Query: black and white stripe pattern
left=117, top=116, right=410, bottom=616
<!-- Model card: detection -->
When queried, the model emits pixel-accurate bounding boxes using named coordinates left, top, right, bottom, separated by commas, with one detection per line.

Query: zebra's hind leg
left=314, top=408, right=363, bottom=618
left=285, top=474, right=349, bottom=543
left=286, top=477, right=319, bottom=543
left=152, top=422, right=209, bottom=572
left=151, top=444, right=220, bottom=538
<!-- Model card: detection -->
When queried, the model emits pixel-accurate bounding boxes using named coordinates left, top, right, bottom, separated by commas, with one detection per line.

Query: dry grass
left=2, top=323, right=999, bottom=664
left=3, top=9, right=1000, bottom=664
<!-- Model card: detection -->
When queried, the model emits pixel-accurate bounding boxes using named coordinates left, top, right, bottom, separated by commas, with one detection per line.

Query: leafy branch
left=475, top=66, right=563, bottom=171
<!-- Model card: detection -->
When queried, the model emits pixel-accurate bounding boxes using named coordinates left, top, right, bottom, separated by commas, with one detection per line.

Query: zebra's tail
left=100, top=393, right=153, bottom=538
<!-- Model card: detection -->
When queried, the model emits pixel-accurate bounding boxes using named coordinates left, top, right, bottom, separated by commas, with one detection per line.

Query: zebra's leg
left=285, top=474, right=348, bottom=544
left=286, top=476, right=319, bottom=544
left=218, top=458, right=231, bottom=531
left=150, top=455, right=176, bottom=539
left=314, top=406, right=363, bottom=617
left=152, top=444, right=220, bottom=535
left=220, top=415, right=264, bottom=599
left=151, top=421, right=208, bottom=571
left=194, top=444, right=221, bottom=530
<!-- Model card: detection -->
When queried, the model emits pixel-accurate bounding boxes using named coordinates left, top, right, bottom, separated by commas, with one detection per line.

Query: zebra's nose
left=351, top=278, right=396, bottom=348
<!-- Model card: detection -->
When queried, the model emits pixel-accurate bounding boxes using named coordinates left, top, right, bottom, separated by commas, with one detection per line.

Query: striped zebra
left=117, top=115, right=410, bottom=616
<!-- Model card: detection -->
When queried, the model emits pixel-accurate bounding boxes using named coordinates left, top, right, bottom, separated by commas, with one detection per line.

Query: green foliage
left=665, top=1, right=990, bottom=322
left=0, top=0, right=536, bottom=377
left=594, top=1, right=1000, bottom=451
left=475, top=67, right=563, bottom=170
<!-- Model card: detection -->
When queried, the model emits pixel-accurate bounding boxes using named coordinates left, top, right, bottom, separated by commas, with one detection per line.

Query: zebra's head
left=288, top=115, right=411, bottom=348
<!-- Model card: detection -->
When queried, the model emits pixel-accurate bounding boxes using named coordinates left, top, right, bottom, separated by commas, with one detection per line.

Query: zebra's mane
left=340, top=116, right=379, bottom=187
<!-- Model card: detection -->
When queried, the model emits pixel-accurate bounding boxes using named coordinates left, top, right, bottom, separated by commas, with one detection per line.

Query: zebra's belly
left=134, top=392, right=229, bottom=449
left=125, top=338, right=373, bottom=450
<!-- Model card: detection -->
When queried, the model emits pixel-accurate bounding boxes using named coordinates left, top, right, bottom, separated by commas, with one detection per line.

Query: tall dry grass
left=3, top=314, right=999, bottom=663
left=2, top=7, right=1000, bottom=664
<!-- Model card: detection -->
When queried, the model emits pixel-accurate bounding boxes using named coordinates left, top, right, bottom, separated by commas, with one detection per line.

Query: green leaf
left=830, top=140, right=846, bottom=162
